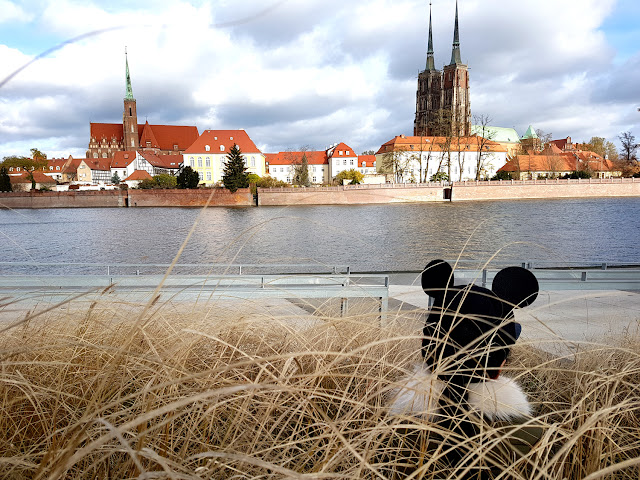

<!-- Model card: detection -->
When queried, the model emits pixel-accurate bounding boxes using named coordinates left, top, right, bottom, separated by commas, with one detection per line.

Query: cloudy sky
left=0, top=0, right=638, bottom=158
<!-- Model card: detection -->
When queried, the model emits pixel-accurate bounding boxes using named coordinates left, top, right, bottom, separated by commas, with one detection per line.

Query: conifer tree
left=222, top=144, right=249, bottom=192
left=293, top=153, right=311, bottom=186
left=0, top=167, right=12, bottom=192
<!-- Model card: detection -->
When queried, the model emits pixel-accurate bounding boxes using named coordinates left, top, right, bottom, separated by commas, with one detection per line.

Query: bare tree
left=380, top=146, right=411, bottom=183
left=535, top=128, right=553, bottom=150
left=472, top=114, right=496, bottom=180
left=618, top=131, right=638, bottom=163
left=542, top=154, right=565, bottom=178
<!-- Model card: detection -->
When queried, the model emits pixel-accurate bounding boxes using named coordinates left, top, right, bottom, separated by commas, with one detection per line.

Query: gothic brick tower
left=414, top=1, right=471, bottom=137
left=122, top=50, right=139, bottom=151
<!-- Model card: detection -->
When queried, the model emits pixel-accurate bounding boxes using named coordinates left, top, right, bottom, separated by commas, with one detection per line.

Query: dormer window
left=49, top=166, right=53, bottom=170
left=230, top=136, right=233, bottom=140
left=214, top=136, right=218, bottom=140
left=146, top=141, right=151, bottom=147
left=346, top=151, right=350, bottom=155
left=56, top=166, right=60, bottom=170
left=220, top=145, right=225, bottom=152
left=124, top=154, right=129, bottom=159
left=205, top=145, right=210, bottom=152
left=174, top=144, right=178, bottom=150
left=362, top=162, right=366, bottom=167
left=339, top=151, right=343, bottom=155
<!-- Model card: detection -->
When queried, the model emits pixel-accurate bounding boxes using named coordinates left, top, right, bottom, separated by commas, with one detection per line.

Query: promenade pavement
left=2, top=279, right=639, bottom=355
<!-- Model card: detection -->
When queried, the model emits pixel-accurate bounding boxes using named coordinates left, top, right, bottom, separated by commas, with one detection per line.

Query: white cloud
left=0, top=0, right=32, bottom=23
left=0, top=0, right=638, bottom=159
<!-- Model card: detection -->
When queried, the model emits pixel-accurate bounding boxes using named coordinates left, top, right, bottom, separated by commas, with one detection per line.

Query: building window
left=350, top=159, right=354, bottom=165
left=102, top=153, right=107, bottom=158
left=190, top=158, right=195, bottom=167
left=146, top=141, right=151, bottom=147
left=280, top=167, right=284, bottom=172
left=250, top=156, right=255, bottom=167
left=198, top=172, right=203, bottom=180
left=93, top=153, right=98, bottom=158
left=343, top=159, right=347, bottom=165
left=49, top=166, right=53, bottom=170
left=205, top=145, right=210, bottom=152
left=205, top=157, right=211, bottom=167
left=230, top=136, right=233, bottom=140
left=131, top=139, right=134, bottom=147
left=197, top=157, right=203, bottom=167
left=131, top=124, right=134, bottom=132
left=206, top=172, right=212, bottom=181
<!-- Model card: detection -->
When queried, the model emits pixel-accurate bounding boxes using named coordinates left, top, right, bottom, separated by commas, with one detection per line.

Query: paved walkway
left=389, top=285, right=640, bottom=353
left=3, top=281, right=640, bottom=354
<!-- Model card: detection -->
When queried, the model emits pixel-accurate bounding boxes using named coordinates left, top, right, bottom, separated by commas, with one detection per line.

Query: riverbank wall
left=257, top=178, right=640, bottom=205
left=0, top=188, right=253, bottom=208
left=2, top=179, right=639, bottom=208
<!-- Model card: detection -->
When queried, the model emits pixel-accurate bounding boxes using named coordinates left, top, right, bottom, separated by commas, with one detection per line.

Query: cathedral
left=86, top=53, right=199, bottom=159
left=414, top=1, right=471, bottom=137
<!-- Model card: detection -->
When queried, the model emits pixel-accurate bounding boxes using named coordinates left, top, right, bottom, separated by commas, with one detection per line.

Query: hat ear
left=492, top=266, right=539, bottom=310
left=421, top=259, right=454, bottom=300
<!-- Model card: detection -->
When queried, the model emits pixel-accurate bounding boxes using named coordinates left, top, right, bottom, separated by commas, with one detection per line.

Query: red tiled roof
left=265, top=151, right=328, bottom=165
left=125, top=170, right=153, bottom=181
left=139, top=121, right=160, bottom=149
left=82, top=158, right=111, bottom=171
left=90, top=123, right=199, bottom=151
left=10, top=171, right=56, bottom=184
left=327, top=142, right=356, bottom=157
left=144, top=124, right=198, bottom=151
left=111, top=151, right=137, bottom=168
left=376, top=135, right=507, bottom=154
left=358, top=155, right=376, bottom=167
left=184, top=129, right=261, bottom=155
left=90, top=123, right=123, bottom=142
left=499, top=155, right=573, bottom=173
left=139, top=152, right=182, bottom=169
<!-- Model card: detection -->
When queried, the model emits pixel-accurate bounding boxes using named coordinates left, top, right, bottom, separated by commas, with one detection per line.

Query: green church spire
left=450, top=0, right=462, bottom=65
left=125, top=48, right=134, bottom=100
left=426, top=2, right=436, bottom=71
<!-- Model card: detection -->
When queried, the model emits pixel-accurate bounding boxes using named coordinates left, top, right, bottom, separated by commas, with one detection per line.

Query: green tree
left=153, top=174, right=177, bottom=189
left=222, top=144, right=249, bottom=192
left=111, top=172, right=121, bottom=184
left=335, top=169, right=364, bottom=185
left=176, top=166, right=200, bottom=189
left=430, top=171, right=449, bottom=182
left=255, top=175, right=289, bottom=188
left=2, top=154, right=47, bottom=190
left=137, top=178, right=157, bottom=189
left=293, top=153, right=311, bottom=186
left=0, top=167, right=12, bottom=192
left=492, top=170, right=512, bottom=180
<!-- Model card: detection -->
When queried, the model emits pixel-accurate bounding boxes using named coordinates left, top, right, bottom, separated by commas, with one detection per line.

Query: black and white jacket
left=388, top=364, right=532, bottom=422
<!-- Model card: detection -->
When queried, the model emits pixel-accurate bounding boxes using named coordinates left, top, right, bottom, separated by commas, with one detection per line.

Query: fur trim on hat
left=388, top=364, right=532, bottom=421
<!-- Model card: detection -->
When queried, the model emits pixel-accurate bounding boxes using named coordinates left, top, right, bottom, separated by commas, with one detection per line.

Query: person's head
left=420, top=260, right=538, bottom=383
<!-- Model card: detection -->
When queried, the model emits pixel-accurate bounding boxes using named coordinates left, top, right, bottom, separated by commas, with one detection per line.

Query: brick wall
left=0, top=190, right=126, bottom=208
left=128, top=188, right=253, bottom=207
left=258, top=184, right=445, bottom=205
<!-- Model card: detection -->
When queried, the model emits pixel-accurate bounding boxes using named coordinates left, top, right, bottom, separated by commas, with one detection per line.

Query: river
left=1, top=197, right=639, bottom=272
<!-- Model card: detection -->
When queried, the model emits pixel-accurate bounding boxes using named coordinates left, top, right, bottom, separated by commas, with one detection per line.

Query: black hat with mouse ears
left=420, top=259, right=539, bottom=382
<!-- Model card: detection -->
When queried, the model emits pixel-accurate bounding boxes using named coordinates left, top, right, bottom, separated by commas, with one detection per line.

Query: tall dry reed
left=1, top=294, right=639, bottom=479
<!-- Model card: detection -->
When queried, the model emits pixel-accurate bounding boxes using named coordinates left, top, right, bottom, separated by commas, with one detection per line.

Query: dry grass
left=1, top=295, right=640, bottom=479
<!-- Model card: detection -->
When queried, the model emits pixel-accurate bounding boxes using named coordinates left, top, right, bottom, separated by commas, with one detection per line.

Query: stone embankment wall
left=0, top=188, right=253, bottom=208
left=128, top=188, right=253, bottom=207
left=258, top=184, right=445, bottom=205
left=451, top=178, right=640, bottom=201
left=258, top=178, right=640, bottom=205
left=0, top=190, right=127, bottom=208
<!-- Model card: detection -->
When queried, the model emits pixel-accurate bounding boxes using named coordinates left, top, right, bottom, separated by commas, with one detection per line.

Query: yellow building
left=183, top=129, right=266, bottom=185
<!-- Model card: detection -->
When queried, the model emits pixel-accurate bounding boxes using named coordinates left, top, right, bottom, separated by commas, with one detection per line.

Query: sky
left=0, top=0, right=639, bottom=159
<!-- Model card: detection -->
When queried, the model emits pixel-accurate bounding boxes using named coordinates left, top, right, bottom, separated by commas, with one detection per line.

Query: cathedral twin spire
left=426, top=0, right=463, bottom=70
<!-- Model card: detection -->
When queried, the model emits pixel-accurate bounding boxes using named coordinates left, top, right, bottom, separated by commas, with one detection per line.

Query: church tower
left=122, top=50, right=139, bottom=151
left=441, top=0, right=471, bottom=136
left=414, top=3, right=442, bottom=136
left=413, top=1, right=471, bottom=137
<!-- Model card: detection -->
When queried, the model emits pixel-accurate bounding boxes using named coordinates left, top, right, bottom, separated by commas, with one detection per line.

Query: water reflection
left=1, top=198, right=638, bottom=271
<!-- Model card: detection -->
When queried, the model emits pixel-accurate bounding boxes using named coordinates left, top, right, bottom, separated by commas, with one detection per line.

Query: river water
left=1, top=198, right=639, bottom=272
